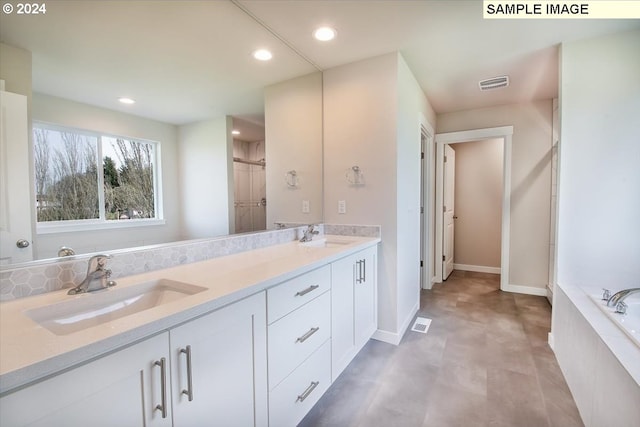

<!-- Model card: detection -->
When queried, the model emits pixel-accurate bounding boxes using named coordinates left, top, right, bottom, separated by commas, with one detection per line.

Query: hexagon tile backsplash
left=0, top=224, right=380, bottom=301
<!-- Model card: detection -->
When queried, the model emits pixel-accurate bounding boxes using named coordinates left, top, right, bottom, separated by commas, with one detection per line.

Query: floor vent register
left=410, top=316, right=432, bottom=334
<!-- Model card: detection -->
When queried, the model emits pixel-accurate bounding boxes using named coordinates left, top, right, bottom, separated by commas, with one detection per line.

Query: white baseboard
left=453, top=263, right=501, bottom=274
left=546, top=285, right=554, bottom=305
left=372, top=301, right=419, bottom=346
left=548, top=332, right=554, bottom=350
left=501, top=283, right=548, bottom=296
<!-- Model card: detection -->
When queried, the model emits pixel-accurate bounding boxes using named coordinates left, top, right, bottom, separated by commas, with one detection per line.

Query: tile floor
left=299, top=270, right=584, bottom=427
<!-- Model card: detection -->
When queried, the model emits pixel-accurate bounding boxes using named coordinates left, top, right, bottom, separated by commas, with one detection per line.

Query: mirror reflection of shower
left=232, top=117, right=266, bottom=233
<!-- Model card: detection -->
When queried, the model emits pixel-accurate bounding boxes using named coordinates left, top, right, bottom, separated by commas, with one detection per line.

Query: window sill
left=36, top=219, right=166, bottom=235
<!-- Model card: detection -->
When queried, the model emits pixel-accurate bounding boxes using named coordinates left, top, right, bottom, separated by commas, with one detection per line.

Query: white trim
left=37, top=219, right=166, bottom=234
left=371, top=329, right=402, bottom=345
left=547, top=332, right=554, bottom=350
left=502, top=283, right=548, bottom=296
left=453, top=263, right=501, bottom=274
left=433, top=126, right=513, bottom=293
left=371, top=300, right=419, bottom=346
left=419, top=113, right=435, bottom=290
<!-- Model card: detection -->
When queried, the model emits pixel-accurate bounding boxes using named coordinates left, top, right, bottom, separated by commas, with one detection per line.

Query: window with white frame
left=33, top=123, right=161, bottom=228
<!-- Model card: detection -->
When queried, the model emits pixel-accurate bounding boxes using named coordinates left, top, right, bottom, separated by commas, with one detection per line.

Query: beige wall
left=452, top=138, right=503, bottom=269
left=0, top=43, right=31, bottom=100
left=32, top=93, right=182, bottom=259
left=437, top=100, right=553, bottom=290
left=264, top=72, right=323, bottom=228
left=324, top=52, right=436, bottom=343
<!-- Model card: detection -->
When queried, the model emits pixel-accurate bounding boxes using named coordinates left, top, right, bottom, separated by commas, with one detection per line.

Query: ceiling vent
left=479, top=76, right=509, bottom=91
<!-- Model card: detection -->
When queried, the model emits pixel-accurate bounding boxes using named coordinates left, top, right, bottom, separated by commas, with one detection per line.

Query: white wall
left=452, top=138, right=503, bottom=269
left=178, top=116, right=233, bottom=239
left=396, top=55, right=437, bottom=339
left=31, top=93, right=181, bottom=259
left=265, top=72, right=323, bottom=228
left=556, top=29, right=640, bottom=289
left=323, top=52, right=436, bottom=344
left=437, top=101, right=553, bottom=291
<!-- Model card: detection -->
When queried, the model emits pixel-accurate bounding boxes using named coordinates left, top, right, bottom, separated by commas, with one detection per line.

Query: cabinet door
left=330, top=253, right=356, bottom=382
left=0, top=333, right=172, bottom=427
left=170, top=292, right=267, bottom=427
left=355, top=246, right=377, bottom=350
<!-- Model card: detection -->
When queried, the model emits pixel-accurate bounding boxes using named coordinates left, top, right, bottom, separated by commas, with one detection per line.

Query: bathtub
left=552, top=283, right=640, bottom=426
left=589, top=293, right=640, bottom=349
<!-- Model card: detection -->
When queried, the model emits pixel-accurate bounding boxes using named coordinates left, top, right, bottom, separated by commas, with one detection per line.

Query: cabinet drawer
left=268, top=291, right=330, bottom=389
left=269, top=340, right=331, bottom=427
left=267, top=265, right=330, bottom=324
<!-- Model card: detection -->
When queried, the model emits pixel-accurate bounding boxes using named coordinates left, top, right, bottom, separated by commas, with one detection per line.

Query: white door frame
left=419, top=114, right=435, bottom=290
left=433, top=126, right=513, bottom=291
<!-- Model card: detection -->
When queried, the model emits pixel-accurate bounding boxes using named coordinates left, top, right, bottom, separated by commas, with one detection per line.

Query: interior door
left=0, top=90, right=33, bottom=264
left=442, top=144, right=455, bottom=280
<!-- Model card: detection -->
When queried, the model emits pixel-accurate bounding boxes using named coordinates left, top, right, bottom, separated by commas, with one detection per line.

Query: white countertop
left=0, top=235, right=380, bottom=394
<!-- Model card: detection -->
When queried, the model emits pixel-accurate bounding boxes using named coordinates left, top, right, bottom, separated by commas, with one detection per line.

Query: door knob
left=16, top=239, right=30, bottom=248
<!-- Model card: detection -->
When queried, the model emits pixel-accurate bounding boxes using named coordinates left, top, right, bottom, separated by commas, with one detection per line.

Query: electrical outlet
left=338, top=200, right=346, bottom=214
left=302, top=200, right=310, bottom=213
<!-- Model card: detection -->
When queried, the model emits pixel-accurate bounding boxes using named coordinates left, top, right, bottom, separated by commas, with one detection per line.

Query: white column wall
left=556, top=29, right=640, bottom=289
left=178, top=116, right=233, bottom=239
left=323, top=52, right=436, bottom=343
left=264, top=72, right=323, bottom=228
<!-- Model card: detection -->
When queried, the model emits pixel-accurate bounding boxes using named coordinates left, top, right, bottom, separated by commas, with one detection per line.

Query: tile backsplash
left=0, top=224, right=380, bottom=301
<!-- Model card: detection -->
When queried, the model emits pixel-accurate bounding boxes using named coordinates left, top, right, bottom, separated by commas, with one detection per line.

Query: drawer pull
left=295, top=284, right=319, bottom=297
left=154, top=357, right=168, bottom=418
left=180, top=345, right=194, bottom=401
left=296, top=381, right=320, bottom=403
left=295, top=326, right=320, bottom=343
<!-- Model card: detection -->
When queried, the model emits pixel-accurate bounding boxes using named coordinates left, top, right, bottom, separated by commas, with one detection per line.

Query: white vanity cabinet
left=267, top=265, right=332, bottom=427
left=331, top=245, right=377, bottom=381
left=0, top=332, right=173, bottom=427
left=0, top=292, right=267, bottom=427
left=169, top=291, right=267, bottom=427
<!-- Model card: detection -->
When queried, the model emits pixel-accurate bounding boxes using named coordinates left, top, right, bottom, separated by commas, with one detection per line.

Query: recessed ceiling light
left=232, top=130, right=240, bottom=135
left=253, top=49, right=273, bottom=61
left=118, top=97, right=135, bottom=104
left=314, top=26, right=337, bottom=41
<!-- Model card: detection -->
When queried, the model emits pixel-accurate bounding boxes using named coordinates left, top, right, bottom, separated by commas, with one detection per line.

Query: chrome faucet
left=68, top=254, right=117, bottom=295
left=299, top=224, right=319, bottom=242
left=606, top=287, right=640, bottom=307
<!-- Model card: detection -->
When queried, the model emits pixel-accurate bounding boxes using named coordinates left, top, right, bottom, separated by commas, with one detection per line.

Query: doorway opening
left=231, top=116, right=266, bottom=234
left=432, top=126, right=513, bottom=291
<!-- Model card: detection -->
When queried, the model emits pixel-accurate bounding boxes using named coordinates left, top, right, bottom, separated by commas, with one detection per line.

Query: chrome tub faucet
left=68, top=254, right=117, bottom=295
left=606, top=287, right=640, bottom=307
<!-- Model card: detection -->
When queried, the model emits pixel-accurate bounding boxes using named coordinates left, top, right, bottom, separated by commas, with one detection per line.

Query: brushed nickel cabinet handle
left=296, top=381, right=319, bottom=403
left=295, top=327, right=320, bottom=343
left=180, top=345, right=194, bottom=401
left=295, top=284, right=319, bottom=297
left=154, top=357, right=168, bottom=418
left=363, top=259, right=366, bottom=282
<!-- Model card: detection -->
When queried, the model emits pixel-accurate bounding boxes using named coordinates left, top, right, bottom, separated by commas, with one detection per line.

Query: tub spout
left=607, top=288, right=640, bottom=307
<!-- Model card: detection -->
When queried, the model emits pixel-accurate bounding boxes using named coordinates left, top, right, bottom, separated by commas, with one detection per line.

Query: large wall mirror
left=0, top=1, right=323, bottom=267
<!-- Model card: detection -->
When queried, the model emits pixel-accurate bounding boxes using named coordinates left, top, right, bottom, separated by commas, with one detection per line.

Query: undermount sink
left=26, top=279, right=207, bottom=336
left=300, top=237, right=354, bottom=248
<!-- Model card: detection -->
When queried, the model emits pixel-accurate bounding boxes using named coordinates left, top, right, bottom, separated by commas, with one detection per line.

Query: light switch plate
left=302, top=200, right=310, bottom=213
left=338, top=200, right=346, bottom=214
